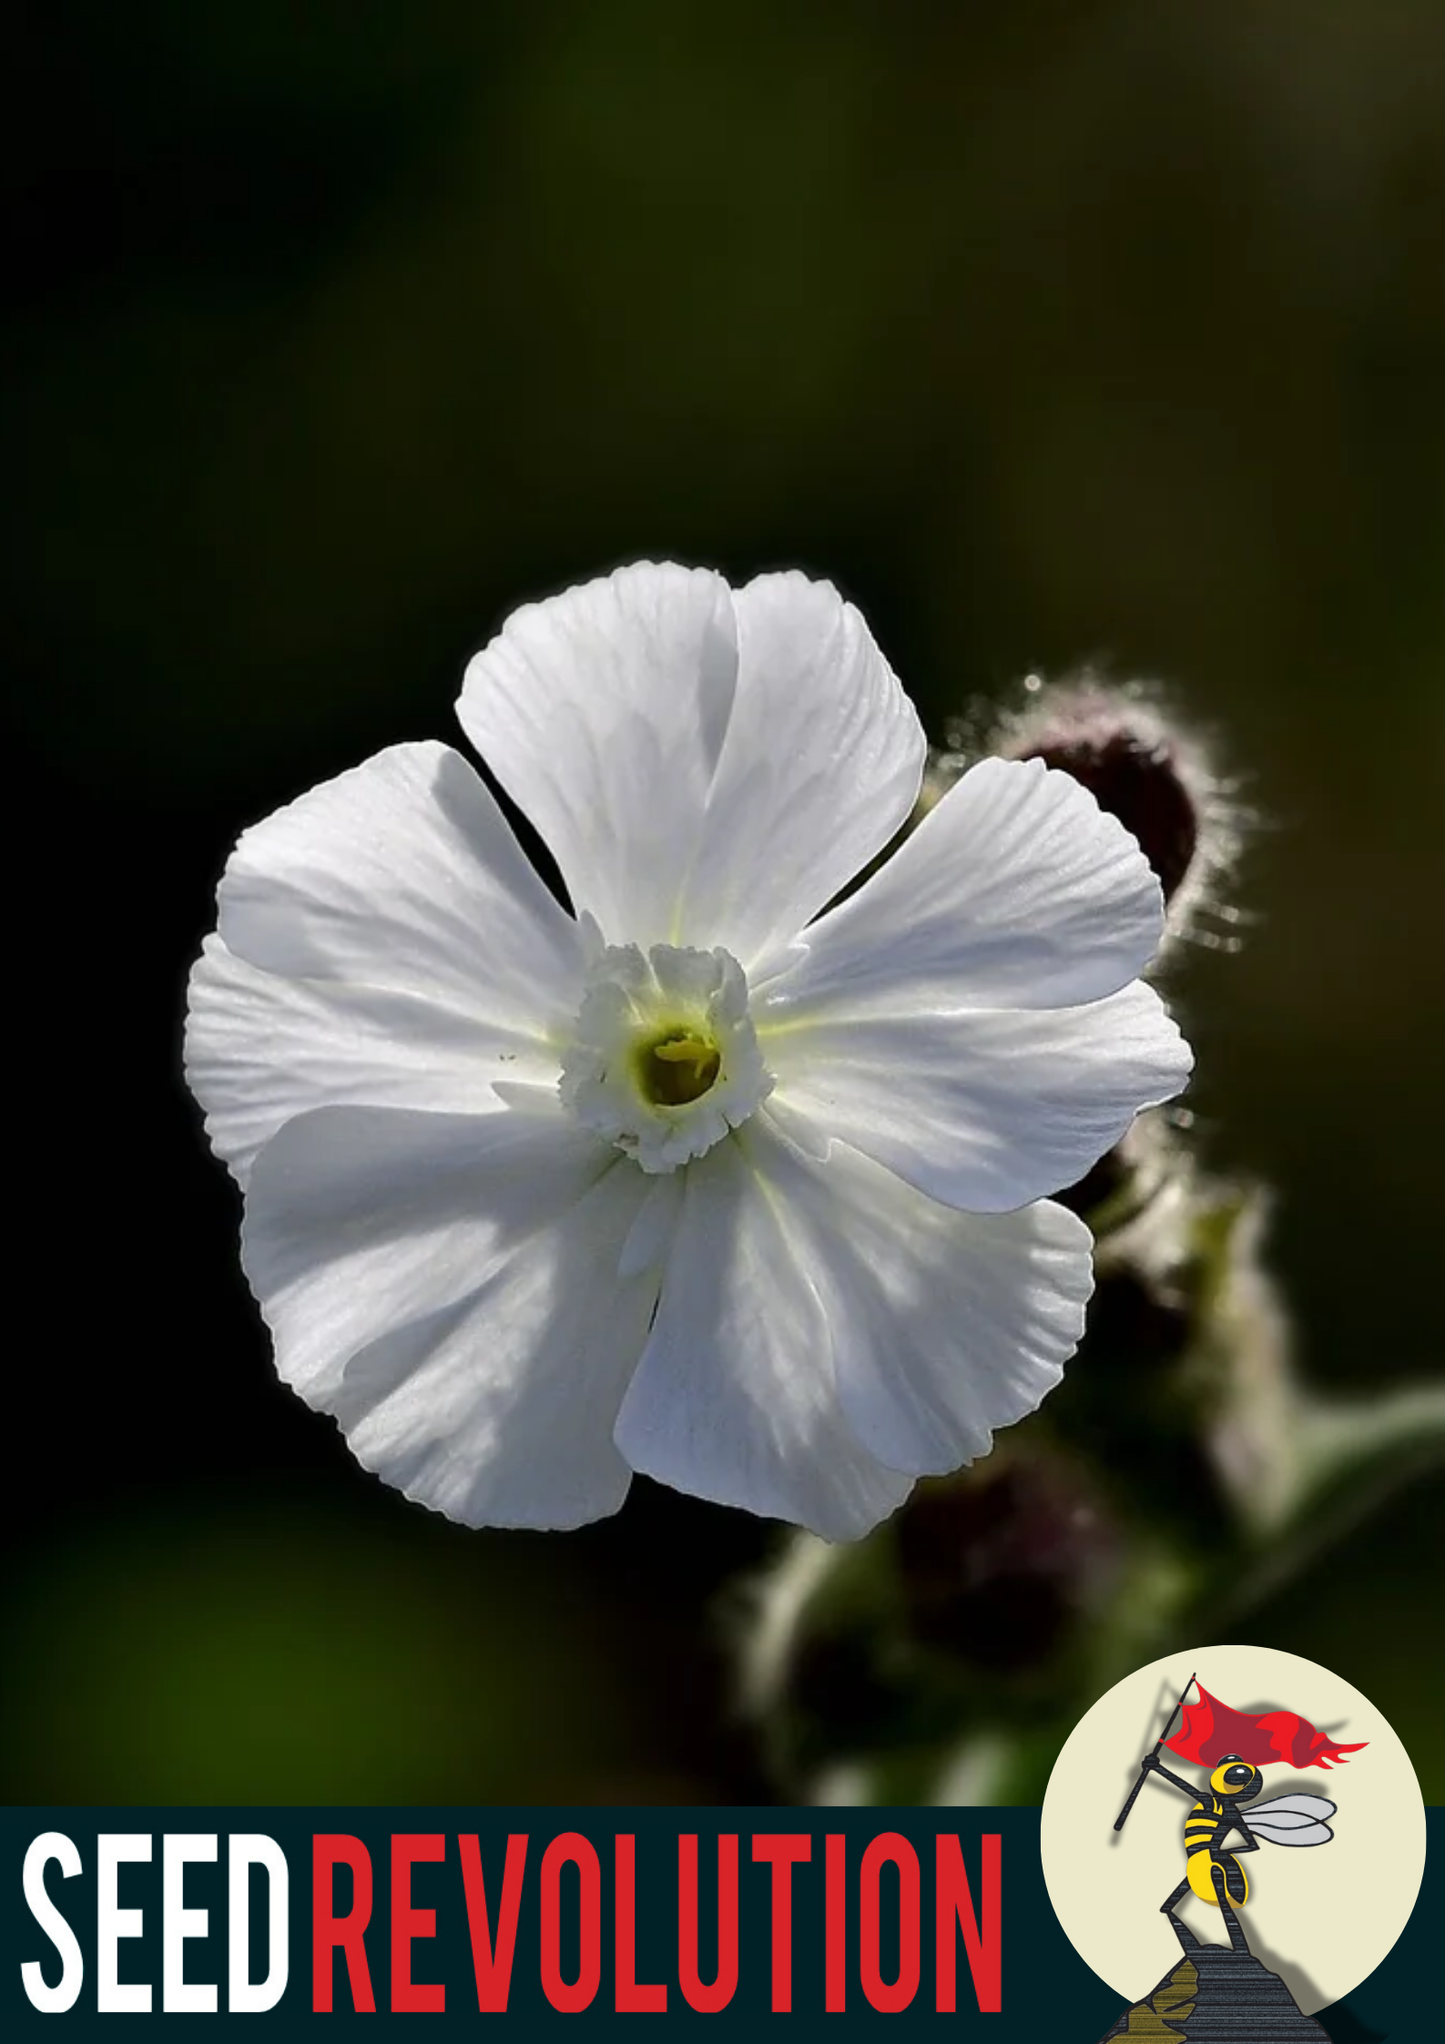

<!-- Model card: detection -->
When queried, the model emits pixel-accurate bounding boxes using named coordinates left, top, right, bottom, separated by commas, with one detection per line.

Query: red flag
left=1163, top=1682, right=1368, bottom=1771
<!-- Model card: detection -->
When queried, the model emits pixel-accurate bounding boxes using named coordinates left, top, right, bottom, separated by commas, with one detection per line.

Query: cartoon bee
left=1139, top=1749, right=1337, bottom=1954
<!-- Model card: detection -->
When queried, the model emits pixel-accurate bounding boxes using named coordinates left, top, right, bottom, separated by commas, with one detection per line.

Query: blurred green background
left=6, top=0, right=1443, bottom=1804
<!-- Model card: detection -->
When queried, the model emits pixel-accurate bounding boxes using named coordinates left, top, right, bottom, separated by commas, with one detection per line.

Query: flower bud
left=974, top=675, right=1246, bottom=948
left=1010, top=686, right=1197, bottom=900
left=895, top=1454, right=1120, bottom=1674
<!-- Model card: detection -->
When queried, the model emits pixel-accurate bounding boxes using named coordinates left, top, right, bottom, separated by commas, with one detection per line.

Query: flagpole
left=1114, top=1671, right=1197, bottom=1832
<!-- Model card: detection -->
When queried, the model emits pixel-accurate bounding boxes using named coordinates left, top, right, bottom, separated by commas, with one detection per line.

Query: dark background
left=5, top=1, right=1443, bottom=1803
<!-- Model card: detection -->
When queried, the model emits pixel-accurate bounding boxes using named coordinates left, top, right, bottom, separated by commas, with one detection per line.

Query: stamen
left=643, top=1032, right=722, bottom=1106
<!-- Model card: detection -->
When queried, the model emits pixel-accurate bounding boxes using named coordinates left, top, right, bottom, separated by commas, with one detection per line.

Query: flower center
left=639, top=1031, right=722, bottom=1106
left=559, top=943, right=772, bottom=1173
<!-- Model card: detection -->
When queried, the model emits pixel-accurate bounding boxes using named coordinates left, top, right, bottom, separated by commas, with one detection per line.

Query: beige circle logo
left=1041, top=1644, right=1425, bottom=2018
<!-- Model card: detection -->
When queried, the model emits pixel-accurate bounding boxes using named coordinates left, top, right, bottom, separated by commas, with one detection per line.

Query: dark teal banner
left=3, top=1809, right=1433, bottom=2031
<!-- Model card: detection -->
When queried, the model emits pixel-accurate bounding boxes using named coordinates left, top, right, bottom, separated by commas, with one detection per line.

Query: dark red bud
left=1018, top=717, right=1198, bottom=903
left=896, top=1458, right=1118, bottom=1673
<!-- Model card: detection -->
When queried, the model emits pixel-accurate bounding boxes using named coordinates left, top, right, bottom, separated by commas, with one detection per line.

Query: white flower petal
left=185, top=936, right=559, bottom=1186
left=614, top=1130, right=915, bottom=1540
left=676, top=572, right=926, bottom=966
left=241, top=1102, right=611, bottom=1398
left=217, top=741, right=583, bottom=1023
left=743, top=1121, right=1093, bottom=1473
left=759, top=755, right=1165, bottom=1013
left=767, top=980, right=1192, bottom=1211
left=333, top=1190, right=658, bottom=1531
left=457, top=564, right=740, bottom=949
left=241, top=1104, right=657, bottom=1529
left=457, top=564, right=924, bottom=965
left=616, top=1173, right=684, bottom=1279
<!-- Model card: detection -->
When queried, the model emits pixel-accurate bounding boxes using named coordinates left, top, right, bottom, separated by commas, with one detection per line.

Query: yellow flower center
left=639, top=1030, right=722, bottom=1106
left=559, top=941, right=772, bottom=1172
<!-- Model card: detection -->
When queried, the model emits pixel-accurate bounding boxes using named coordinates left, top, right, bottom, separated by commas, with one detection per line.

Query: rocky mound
left=1100, top=1938, right=1329, bottom=2041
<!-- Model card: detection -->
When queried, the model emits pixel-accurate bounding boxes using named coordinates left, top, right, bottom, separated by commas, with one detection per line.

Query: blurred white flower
left=185, top=565, right=1190, bottom=1538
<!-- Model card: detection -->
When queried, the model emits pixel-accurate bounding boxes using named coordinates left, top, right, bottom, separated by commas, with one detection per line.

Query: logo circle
left=1040, top=1643, right=1425, bottom=2015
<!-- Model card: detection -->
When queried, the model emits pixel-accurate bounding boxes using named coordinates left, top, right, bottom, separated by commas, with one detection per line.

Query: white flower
left=185, top=564, right=1191, bottom=1540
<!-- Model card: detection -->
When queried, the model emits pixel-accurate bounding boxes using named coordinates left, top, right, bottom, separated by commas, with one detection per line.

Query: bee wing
left=1247, top=1795, right=1337, bottom=1847
left=1250, top=1794, right=1337, bottom=1823
left=1250, top=1818, right=1334, bottom=1846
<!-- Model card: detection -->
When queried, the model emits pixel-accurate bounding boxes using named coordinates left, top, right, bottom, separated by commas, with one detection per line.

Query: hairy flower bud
left=939, top=674, right=1246, bottom=953
left=895, top=1454, right=1120, bottom=1674
left=1008, top=687, right=1197, bottom=900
